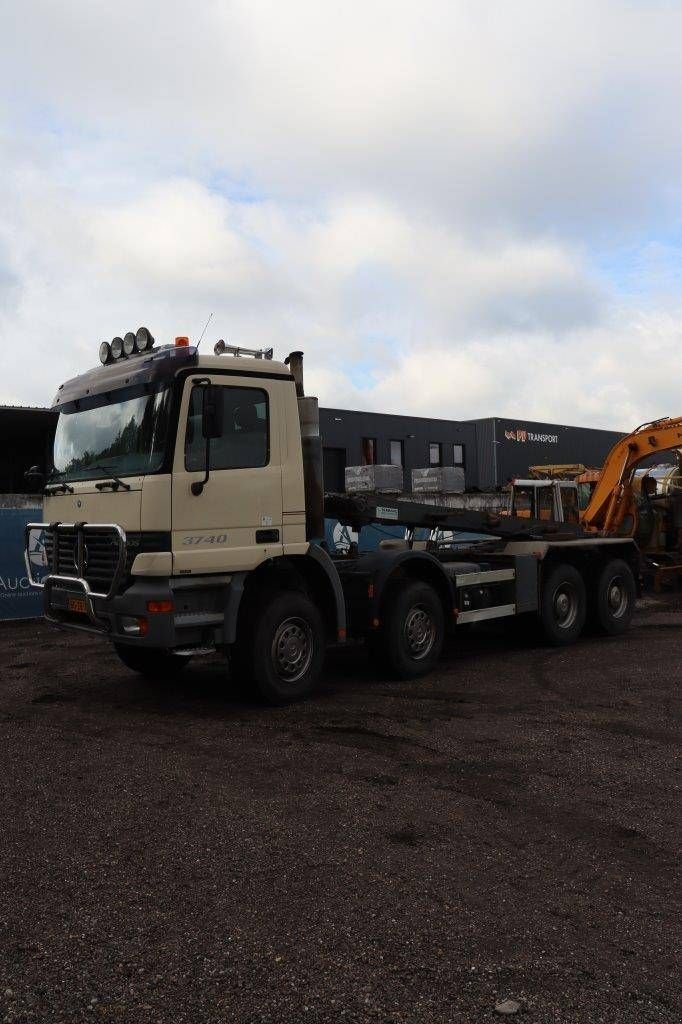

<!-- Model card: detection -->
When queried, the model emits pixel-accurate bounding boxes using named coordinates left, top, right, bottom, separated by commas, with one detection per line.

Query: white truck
left=25, top=330, right=640, bottom=704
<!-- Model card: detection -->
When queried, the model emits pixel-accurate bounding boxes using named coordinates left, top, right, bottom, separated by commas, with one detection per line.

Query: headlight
left=136, top=326, right=154, bottom=352
left=99, top=341, right=112, bottom=365
left=123, top=331, right=137, bottom=356
left=111, top=336, right=124, bottom=359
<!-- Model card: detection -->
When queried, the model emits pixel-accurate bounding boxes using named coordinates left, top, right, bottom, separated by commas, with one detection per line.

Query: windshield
left=50, top=384, right=172, bottom=482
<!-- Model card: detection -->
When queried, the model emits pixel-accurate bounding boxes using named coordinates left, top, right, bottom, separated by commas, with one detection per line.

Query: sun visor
left=53, top=345, right=198, bottom=409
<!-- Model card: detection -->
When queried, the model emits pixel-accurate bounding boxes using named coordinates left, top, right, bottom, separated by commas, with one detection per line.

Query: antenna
left=196, top=312, right=213, bottom=350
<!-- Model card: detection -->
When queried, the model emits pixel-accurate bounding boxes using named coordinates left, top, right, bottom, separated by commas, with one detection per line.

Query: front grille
left=43, top=529, right=170, bottom=594
left=44, top=528, right=122, bottom=593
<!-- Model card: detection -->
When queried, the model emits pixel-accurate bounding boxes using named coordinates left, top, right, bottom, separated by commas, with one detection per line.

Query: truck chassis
left=26, top=493, right=640, bottom=704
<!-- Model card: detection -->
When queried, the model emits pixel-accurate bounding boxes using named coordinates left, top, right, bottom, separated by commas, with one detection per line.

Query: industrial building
left=319, top=408, right=624, bottom=492
left=1, top=404, right=625, bottom=496
left=0, top=406, right=58, bottom=497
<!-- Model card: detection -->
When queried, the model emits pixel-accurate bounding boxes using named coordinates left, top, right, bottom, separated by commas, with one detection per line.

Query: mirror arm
left=189, top=377, right=218, bottom=497
left=191, top=435, right=211, bottom=496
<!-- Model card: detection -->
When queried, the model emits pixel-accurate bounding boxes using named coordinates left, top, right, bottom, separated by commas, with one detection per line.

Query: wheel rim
left=552, top=581, right=579, bottom=630
left=271, top=616, right=314, bottom=683
left=403, top=604, right=436, bottom=660
left=606, top=574, right=629, bottom=619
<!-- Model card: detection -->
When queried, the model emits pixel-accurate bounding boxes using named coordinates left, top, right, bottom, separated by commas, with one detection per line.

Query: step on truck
left=25, top=330, right=641, bottom=704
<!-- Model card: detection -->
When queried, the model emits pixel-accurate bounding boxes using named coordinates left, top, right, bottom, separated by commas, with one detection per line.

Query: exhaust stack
left=286, top=350, right=305, bottom=398
left=285, top=351, right=324, bottom=541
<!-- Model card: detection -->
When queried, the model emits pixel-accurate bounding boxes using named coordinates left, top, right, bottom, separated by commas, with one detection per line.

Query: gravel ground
left=0, top=608, right=680, bottom=1023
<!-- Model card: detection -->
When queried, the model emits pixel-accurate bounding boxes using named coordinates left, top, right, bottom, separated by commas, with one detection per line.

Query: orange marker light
left=175, top=336, right=189, bottom=347
left=146, top=600, right=174, bottom=614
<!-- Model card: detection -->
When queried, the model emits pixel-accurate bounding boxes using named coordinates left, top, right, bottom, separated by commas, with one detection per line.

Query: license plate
left=67, top=596, right=87, bottom=615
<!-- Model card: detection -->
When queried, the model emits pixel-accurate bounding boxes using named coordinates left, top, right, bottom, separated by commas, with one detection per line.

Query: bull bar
left=24, top=522, right=128, bottom=629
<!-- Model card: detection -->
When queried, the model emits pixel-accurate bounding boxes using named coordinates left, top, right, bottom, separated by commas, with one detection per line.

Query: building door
left=323, top=447, right=346, bottom=492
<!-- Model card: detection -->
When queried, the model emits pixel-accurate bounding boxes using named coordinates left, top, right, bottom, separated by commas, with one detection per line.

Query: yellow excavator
left=580, top=417, right=682, bottom=533
left=580, top=417, right=682, bottom=588
left=507, top=418, right=682, bottom=588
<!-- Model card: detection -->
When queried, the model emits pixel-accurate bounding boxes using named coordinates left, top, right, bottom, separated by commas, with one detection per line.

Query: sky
left=1, top=0, right=682, bottom=429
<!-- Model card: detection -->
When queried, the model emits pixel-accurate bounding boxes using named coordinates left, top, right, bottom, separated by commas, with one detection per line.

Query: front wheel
left=113, top=643, right=191, bottom=680
left=372, top=580, right=445, bottom=679
left=247, top=591, right=326, bottom=705
left=590, top=559, right=636, bottom=635
left=539, top=563, right=586, bottom=645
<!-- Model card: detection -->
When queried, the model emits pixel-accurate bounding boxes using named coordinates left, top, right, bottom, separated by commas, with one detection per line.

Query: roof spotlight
left=123, top=331, right=137, bottom=356
left=135, top=326, right=154, bottom=352
left=111, top=336, right=124, bottom=360
left=99, top=341, right=112, bottom=365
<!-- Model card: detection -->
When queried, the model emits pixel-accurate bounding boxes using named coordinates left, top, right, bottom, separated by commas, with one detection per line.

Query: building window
left=453, top=443, right=465, bottom=467
left=362, top=437, right=377, bottom=465
left=390, top=439, right=404, bottom=466
left=429, top=442, right=442, bottom=466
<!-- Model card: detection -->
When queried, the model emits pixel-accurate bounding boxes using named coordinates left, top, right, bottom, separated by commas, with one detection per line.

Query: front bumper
left=25, top=522, right=236, bottom=649
left=45, top=575, right=179, bottom=646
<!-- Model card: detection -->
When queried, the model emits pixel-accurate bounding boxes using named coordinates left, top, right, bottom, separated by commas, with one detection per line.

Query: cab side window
left=537, top=486, right=554, bottom=520
left=560, top=486, right=579, bottom=523
left=185, top=386, right=269, bottom=472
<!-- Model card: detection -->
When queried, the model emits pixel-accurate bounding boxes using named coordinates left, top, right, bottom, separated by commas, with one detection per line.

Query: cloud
left=1, top=1, right=681, bottom=431
left=5, top=2, right=682, bottom=229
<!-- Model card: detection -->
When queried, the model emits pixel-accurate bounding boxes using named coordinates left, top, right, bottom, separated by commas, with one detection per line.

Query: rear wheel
left=591, top=559, right=636, bottom=635
left=539, top=563, right=586, bottom=645
left=113, top=643, right=190, bottom=680
left=372, top=580, right=445, bottom=679
left=242, top=591, right=325, bottom=705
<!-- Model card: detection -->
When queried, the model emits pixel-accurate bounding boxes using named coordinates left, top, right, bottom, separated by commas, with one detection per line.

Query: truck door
left=171, top=375, right=284, bottom=574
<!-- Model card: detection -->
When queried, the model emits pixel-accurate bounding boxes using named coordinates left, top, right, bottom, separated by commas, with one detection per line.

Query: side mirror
left=24, top=465, right=45, bottom=489
left=202, top=385, right=223, bottom=439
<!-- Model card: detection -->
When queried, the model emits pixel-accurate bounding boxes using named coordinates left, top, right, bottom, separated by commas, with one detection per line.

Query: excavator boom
left=581, top=417, right=682, bottom=534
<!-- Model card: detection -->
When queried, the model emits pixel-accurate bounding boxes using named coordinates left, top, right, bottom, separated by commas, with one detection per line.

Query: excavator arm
left=581, top=417, right=682, bottom=534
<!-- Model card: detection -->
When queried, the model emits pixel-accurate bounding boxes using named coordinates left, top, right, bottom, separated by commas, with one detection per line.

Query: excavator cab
left=507, top=479, right=580, bottom=524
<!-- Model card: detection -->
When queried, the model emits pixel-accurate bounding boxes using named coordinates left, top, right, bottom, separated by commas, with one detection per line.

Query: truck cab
left=26, top=335, right=347, bottom=700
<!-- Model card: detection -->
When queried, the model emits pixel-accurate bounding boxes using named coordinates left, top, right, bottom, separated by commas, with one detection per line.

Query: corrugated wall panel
left=474, top=418, right=498, bottom=490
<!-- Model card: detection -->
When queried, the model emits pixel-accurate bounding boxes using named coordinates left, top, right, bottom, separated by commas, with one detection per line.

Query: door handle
left=256, top=529, right=280, bottom=543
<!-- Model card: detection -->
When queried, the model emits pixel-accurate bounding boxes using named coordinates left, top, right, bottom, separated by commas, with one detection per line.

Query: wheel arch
left=234, top=548, right=345, bottom=644
left=361, top=550, right=455, bottom=627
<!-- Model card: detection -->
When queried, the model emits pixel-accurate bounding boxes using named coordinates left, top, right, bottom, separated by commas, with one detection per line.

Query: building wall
left=320, top=408, right=627, bottom=492
left=319, top=407, right=477, bottom=492
left=491, top=417, right=624, bottom=487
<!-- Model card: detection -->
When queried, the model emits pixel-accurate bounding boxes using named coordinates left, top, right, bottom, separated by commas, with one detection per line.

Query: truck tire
left=591, top=559, right=636, bottom=635
left=247, top=591, right=325, bottom=705
left=539, top=563, right=586, bottom=645
left=113, top=643, right=190, bottom=680
left=372, top=580, right=445, bottom=679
